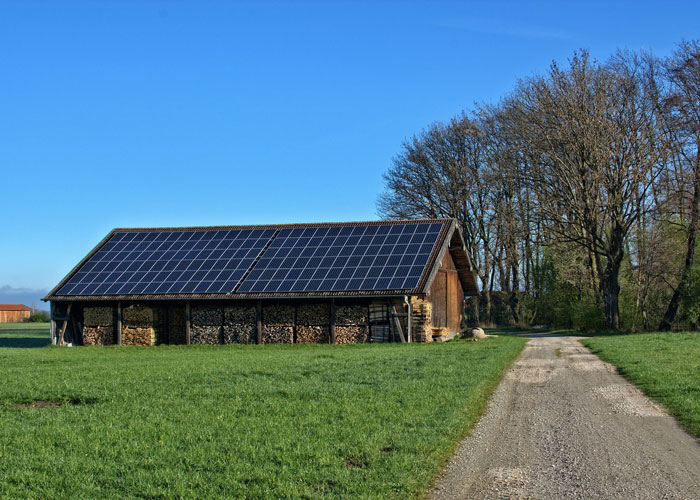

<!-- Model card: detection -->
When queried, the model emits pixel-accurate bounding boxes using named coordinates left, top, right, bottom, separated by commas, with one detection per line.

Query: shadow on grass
left=0, top=336, right=51, bottom=348
left=485, top=327, right=634, bottom=338
left=0, top=324, right=51, bottom=348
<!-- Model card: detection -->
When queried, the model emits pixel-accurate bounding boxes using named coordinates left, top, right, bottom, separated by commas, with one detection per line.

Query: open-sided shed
left=44, top=219, right=478, bottom=346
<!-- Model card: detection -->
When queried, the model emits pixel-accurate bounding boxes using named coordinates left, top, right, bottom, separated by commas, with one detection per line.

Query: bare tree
left=656, top=41, right=700, bottom=330
left=377, top=115, right=498, bottom=325
left=515, top=51, right=662, bottom=329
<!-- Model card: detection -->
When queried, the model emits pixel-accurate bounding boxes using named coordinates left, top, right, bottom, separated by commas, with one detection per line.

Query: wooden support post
left=50, top=302, right=56, bottom=345
left=116, top=301, right=123, bottom=345
left=58, top=302, right=73, bottom=346
left=185, top=301, right=191, bottom=345
left=329, top=299, right=336, bottom=344
left=390, top=303, right=406, bottom=343
left=256, top=301, right=262, bottom=344
left=406, top=297, right=412, bottom=343
left=71, top=315, right=82, bottom=346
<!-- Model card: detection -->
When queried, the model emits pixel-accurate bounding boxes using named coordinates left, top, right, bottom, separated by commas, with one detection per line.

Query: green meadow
left=0, top=323, right=525, bottom=499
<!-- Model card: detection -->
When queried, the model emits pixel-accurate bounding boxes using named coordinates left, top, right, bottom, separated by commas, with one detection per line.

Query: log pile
left=122, top=327, right=156, bottom=346
left=168, top=307, right=187, bottom=345
left=296, top=303, right=329, bottom=325
left=262, top=303, right=294, bottom=344
left=295, top=303, right=329, bottom=343
left=410, top=299, right=433, bottom=342
left=431, top=327, right=450, bottom=342
left=335, top=325, right=369, bottom=344
left=82, top=306, right=114, bottom=345
left=82, top=326, right=114, bottom=346
left=122, top=305, right=156, bottom=346
left=191, top=306, right=223, bottom=345
left=335, top=304, right=368, bottom=325
left=296, top=325, right=329, bottom=344
left=84, top=306, right=114, bottom=327
left=334, top=303, right=369, bottom=344
left=223, top=305, right=256, bottom=344
left=122, top=305, right=154, bottom=326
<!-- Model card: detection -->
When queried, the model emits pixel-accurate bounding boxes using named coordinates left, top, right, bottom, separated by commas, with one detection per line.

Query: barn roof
left=45, top=219, right=478, bottom=301
left=0, top=304, right=32, bottom=311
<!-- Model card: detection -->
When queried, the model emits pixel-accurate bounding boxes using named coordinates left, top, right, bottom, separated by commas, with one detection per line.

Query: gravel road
left=430, top=335, right=700, bottom=499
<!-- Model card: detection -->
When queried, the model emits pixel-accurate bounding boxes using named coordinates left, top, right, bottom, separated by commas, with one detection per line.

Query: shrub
left=26, top=311, right=50, bottom=323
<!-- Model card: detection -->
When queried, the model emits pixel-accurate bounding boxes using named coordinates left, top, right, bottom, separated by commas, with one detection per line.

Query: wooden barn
left=0, top=304, right=32, bottom=323
left=44, top=219, right=478, bottom=346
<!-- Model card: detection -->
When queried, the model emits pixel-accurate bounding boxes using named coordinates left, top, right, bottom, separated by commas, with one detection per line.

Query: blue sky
left=2, top=0, right=699, bottom=303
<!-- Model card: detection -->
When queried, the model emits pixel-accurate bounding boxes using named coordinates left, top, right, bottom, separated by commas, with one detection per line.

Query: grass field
left=0, top=322, right=51, bottom=348
left=0, top=323, right=525, bottom=499
left=582, top=332, right=700, bottom=439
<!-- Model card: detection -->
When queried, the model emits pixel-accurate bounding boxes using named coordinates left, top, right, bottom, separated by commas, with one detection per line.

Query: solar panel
left=238, top=222, right=443, bottom=293
left=54, top=221, right=446, bottom=296
left=56, top=228, right=276, bottom=296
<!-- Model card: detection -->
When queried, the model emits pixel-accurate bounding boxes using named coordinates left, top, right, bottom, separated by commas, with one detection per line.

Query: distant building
left=0, top=304, right=32, bottom=323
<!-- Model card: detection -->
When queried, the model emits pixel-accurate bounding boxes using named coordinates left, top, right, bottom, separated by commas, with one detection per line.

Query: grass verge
left=582, top=332, right=700, bottom=439
left=0, top=324, right=525, bottom=499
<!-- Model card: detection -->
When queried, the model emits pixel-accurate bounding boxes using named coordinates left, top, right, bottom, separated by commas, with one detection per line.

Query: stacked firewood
left=123, top=304, right=154, bottom=325
left=168, top=307, right=187, bottom=345
left=335, top=304, right=368, bottom=325
left=431, top=327, right=450, bottom=342
left=191, top=306, right=223, bottom=344
left=262, top=303, right=293, bottom=344
left=82, top=326, right=114, bottom=346
left=122, top=305, right=157, bottom=346
left=296, top=303, right=329, bottom=343
left=334, top=303, right=369, bottom=344
left=122, top=326, right=156, bottom=346
left=223, top=305, right=256, bottom=344
left=410, top=299, right=433, bottom=342
left=82, top=306, right=114, bottom=346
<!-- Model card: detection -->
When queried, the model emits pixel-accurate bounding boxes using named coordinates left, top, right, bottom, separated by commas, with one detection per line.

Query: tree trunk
left=472, top=293, right=481, bottom=327
left=601, top=266, right=621, bottom=330
left=660, top=156, right=700, bottom=330
left=600, top=237, right=624, bottom=330
left=510, top=255, right=521, bottom=325
left=484, top=288, right=492, bottom=326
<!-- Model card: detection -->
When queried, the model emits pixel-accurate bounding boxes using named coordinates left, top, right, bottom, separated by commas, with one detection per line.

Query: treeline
left=379, top=41, right=700, bottom=332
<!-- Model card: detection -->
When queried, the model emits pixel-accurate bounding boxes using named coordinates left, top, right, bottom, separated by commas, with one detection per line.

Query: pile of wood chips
left=191, top=306, right=223, bottom=344
left=262, top=303, right=294, bottom=344
left=223, top=305, right=256, bottom=344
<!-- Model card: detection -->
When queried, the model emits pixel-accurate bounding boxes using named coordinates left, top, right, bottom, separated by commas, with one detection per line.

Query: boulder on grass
left=465, top=327, right=486, bottom=339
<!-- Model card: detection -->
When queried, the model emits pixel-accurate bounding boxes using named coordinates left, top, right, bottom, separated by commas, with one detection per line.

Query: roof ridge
left=109, top=218, right=453, bottom=233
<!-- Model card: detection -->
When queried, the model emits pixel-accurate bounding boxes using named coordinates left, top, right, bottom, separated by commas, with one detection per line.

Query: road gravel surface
left=430, top=335, right=700, bottom=499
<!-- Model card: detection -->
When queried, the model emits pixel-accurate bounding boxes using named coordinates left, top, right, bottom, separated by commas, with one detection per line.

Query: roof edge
left=108, top=218, right=448, bottom=233
left=43, top=228, right=119, bottom=302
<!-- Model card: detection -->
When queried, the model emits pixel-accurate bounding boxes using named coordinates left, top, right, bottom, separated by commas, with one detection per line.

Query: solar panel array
left=55, top=221, right=446, bottom=296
